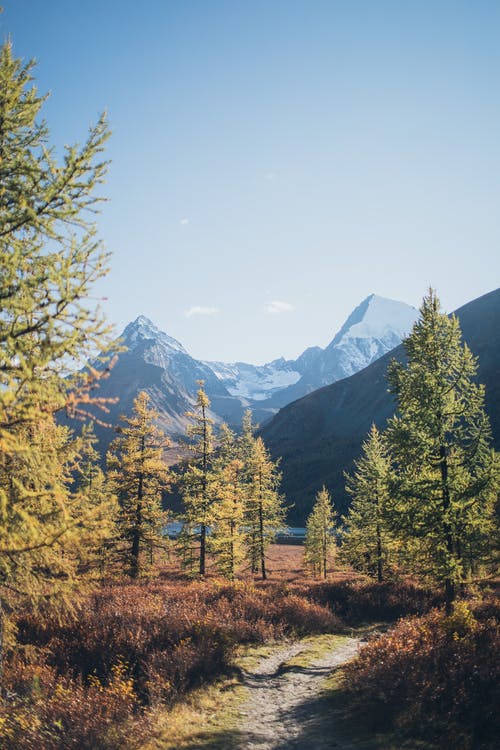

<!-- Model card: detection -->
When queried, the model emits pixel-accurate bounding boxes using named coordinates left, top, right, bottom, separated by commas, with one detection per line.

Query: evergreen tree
left=0, top=41, right=111, bottom=428
left=0, top=39, right=112, bottom=684
left=238, top=409, right=256, bottom=465
left=304, top=486, right=337, bottom=578
left=210, top=424, right=245, bottom=580
left=342, top=425, right=394, bottom=582
left=180, top=382, right=215, bottom=576
left=0, top=413, right=115, bottom=684
left=385, top=289, right=498, bottom=611
left=74, top=425, right=117, bottom=577
left=244, top=437, right=285, bottom=580
left=107, top=392, right=171, bottom=577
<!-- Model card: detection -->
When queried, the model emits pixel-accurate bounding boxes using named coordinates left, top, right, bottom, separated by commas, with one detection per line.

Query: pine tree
left=342, top=425, right=394, bottom=582
left=107, top=392, right=171, bottom=578
left=74, top=425, right=118, bottom=577
left=210, top=424, right=245, bottom=580
left=180, top=382, right=215, bottom=576
left=304, top=486, right=337, bottom=578
left=0, top=41, right=111, bottom=428
left=244, top=437, right=285, bottom=580
left=385, top=289, right=498, bottom=612
left=0, top=413, right=115, bottom=685
left=0, top=39, right=112, bottom=686
left=238, top=409, right=256, bottom=465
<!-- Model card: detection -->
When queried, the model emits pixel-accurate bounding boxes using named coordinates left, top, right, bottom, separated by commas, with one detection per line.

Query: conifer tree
left=0, top=41, right=111, bottom=428
left=74, top=425, right=117, bottom=576
left=238, top=409, right=256, bottom=465
left=304, top=486, right=337, bottom=578
left=107, top=392, right=171, bottom=577
left=342, top=425, right=394, bottom=582
left=0, top=413, right=115, bottom=685
left=210, top=424, right=245, bottom=580
left=385, top=289, right=498, bottom=612
left=180, top=382, right=215, bottom=576
left=0, top=39, right=112, bottom=685
left=244, top=437, right=285, bottom=580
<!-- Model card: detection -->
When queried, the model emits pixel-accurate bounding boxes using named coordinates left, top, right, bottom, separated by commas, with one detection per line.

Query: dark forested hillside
left=260, top=288, right=500, bottom=525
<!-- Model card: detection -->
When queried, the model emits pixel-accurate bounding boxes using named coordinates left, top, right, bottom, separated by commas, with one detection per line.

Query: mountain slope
left=82, top=295, right=420, bottom=455
left=205, top=294, right=418, bottom=411
left=260, top=288, right=500, bottom=525
left=88, top=316, right=244, bottom=449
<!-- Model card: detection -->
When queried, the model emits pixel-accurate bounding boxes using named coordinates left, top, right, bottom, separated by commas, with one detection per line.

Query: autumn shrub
left=1, top=576, right=340, bottom=748
left=17, top=580, right=338, bottom=701
left=0, top=658, right=146, bottom=750
left=297, top=578, right=441, bottom=623
left=342, top=599, right=500, bottom=749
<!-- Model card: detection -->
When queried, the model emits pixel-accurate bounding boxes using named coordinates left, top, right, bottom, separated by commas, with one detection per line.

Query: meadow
left=1, top=545, right=498, bottom=750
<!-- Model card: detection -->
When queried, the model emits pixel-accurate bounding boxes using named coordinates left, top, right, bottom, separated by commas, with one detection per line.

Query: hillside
left=83, top=295, right=417, bottom=453
left=260, top=288, right=500, bottom=524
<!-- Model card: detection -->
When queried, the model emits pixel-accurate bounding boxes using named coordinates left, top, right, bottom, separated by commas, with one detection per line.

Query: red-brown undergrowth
left=1, top=578, right=339, bottom=749
left=295, top=578, right=442, bottom=623
left=343, top=598, right=500, bottom=749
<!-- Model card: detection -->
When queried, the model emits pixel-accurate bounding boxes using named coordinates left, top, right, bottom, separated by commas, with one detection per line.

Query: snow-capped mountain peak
left=329, top=294, right=418, bottom=346
left=203, top=294, right=418, bottom=404
left=123, top=316, right=187, bottom=354
left=106, top=294, right=419, bottom=435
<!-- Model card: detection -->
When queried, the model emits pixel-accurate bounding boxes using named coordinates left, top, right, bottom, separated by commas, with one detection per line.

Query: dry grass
left=1, top=558, right=341, bottom=750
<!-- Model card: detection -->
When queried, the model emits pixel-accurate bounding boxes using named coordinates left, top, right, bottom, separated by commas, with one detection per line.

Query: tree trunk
left=376, top=520, right=383, bottom=583
left=200, top=523, right=206, bottom=576
left=0, top=594, right=4, bottom=697
left=439, top=444, right=455, bottom=614
left=258, top=499, right=266, bottom=580
left=322, top=532, right=327, bottom=579
left=131, top=471, right=144, bottom=578
left=199, top=401, right=208, bottom=577
left=229, top=521, right=234, bottom=581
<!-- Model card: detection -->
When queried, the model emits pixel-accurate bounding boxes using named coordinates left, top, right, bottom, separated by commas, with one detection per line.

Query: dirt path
left=237, top=636, right=365, bottom=750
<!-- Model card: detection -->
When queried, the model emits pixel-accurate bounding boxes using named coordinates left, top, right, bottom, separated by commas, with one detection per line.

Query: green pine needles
left=179, top=397, right=285, bottom=580
left=342, top=289, right=498, bottom=610
left=304, top=486, right=337, bottom=578
left=0, top=39, right=114, bottom=684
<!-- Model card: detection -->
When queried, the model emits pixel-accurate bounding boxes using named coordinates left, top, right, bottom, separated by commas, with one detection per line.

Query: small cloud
left=266, top=300, right=294, bottom=314
left=265, top=171, right=276, bottom=181
left=185, top=305, right=219, bottom=318
left=180, top=217, right=189, bottom=225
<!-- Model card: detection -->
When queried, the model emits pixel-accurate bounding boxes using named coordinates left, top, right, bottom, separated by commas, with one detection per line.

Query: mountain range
left=205, top=294, right=418, bottom=412
left=82, top=287, right=499, bottom=524
left=259, top=287, right=500, bottom=524
left=90, top=294, right=418, bottom=451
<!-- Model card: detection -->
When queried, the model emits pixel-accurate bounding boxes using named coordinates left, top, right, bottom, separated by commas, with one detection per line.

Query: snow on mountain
left=203, top=295, right=418, bottom=406
left=315, top=294, right=419, bottom=383
left=205, top=358, right=302, bottom=401
left=87, top=316, right=244, bottom=445
left=92, top=295, right=418, bottom=445
left=329, top=294, right=418, bottom=345
left=123, top=315, right=188, bottom=362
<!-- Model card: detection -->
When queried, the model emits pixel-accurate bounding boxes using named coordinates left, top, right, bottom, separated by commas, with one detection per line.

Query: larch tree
left=342, top=425, right=394, bottom=582
left=74, top=424, right=118, bottom=577
left=180, top=382, right=215, bottom=576
left=210, top=424, right=245, bottom=580
left=238, top=409, right=256, bottom=465
left=304, top=486, right=337, bottom=578
left=385, top=289, right=498, bottom=612
left=0, top=39, right=112, bottom=684
left=107, top=392, right=171, bottom=578
left=244, top=436, right=285, bottom=580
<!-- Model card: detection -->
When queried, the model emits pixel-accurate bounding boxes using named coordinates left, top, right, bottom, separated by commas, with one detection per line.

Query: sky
left=2, top=0, right=499, bottom=364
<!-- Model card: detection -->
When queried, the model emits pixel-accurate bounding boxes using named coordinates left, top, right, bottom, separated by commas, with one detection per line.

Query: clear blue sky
left=2, top=1, right=499, bottom=363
